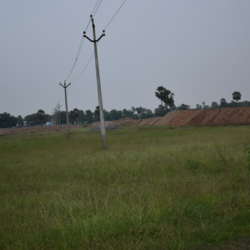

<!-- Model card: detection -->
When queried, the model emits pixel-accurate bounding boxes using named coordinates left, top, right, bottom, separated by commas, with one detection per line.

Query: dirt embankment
left=156, top=107, right=250, bottom=126
left=89, top=107, right=250, bottom=128
left=187, top=107, right=250, bottom=126
left=0, top=125, right=83, bottom=136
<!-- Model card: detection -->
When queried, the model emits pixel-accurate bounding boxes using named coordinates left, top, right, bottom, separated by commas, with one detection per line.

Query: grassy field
left=0, top=126, right=250, bottom=250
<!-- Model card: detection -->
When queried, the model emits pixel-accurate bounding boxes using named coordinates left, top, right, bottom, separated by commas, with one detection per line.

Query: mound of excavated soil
left=87, top=107, right=250, bottom=129
left=187, top=107, right=250, bottom=126
left=169, top=110, right=203, bottom=126
left=154, top=111, right=181, bottom=126
left=137, top=117, right=162, bottom=126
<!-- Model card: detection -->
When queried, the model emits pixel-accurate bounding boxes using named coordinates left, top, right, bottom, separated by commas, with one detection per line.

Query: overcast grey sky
left=1, top=0, right=250, bottom=117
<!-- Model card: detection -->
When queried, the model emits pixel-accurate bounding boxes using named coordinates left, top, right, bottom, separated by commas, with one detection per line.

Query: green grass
left=0, top=126, right=250, bottom=249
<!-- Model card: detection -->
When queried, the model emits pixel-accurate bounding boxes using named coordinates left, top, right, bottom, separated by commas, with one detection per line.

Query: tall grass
left=0, top=126, right=250, bottom=249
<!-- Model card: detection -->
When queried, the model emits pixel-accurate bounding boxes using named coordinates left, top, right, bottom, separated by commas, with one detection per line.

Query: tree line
left=1, top=89, right=249, bottom=128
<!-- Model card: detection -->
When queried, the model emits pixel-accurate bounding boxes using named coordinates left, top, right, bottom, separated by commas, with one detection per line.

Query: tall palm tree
left=155, top=86, right=174, bottom=116
left=232, top=91, right=241, bottom=103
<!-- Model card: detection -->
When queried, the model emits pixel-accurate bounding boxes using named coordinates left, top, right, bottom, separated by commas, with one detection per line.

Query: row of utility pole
left=59, top=16, right=108, bottom=149
left=51, top=103, right=62, bottom=131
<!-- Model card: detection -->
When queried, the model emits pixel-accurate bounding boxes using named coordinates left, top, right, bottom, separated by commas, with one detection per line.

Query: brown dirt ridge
left=90, top=107, right=250, bottom=128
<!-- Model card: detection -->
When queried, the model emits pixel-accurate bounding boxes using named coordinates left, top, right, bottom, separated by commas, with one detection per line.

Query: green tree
left=178, top=104, right=190, bottom=110
left=232, top=91, right=241, bottom=103
left=24, top=113, right=39, bottom=124
left=154, top=105, right=169, bottom=117
left=135, top=107, right=143, bottom=117
left=220, top=98, right=227, bottom=108
left=69, top=108, right=80, bottom=124
left=103, top=110, right=112, bottom=121
left=202, top=102, right=209, bottom=109
left=86, top=110, right=93, bottom=124
left=196, top=104, right=202, bottom=109
left=155, top=86, right=174, bottom=116
left=37, top=110, right=46, bottom=125
left=0, top=113, right=18, bottom=128
left=123, top=109, right=128, bottom=118
left=94, top=106, right=100, bottom=121
left=17, top=115, right=23, bottom=126
left=59, top=111, right=67, bottom=124
left=110, top=110, right=122, bottom=120
left=77, top=110, right=85, bottom=124
left=211, top=102, right=219, bottom=109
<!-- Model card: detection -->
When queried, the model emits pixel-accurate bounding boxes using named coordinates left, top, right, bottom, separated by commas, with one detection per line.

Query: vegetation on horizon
left=1, top=89, right=249, bottom=128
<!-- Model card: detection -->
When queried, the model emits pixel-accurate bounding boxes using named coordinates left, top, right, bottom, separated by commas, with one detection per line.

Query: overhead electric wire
left=64, top=36, right=85, bottom=81
left=64, top=0, right=102, bottom=82
left=70, top=0, right=127, bottom=83
left=72, top=51, right=95, bottom=83
left=104, top=0, right=127, bottom=30
left=93, top=0, right=103, bottom=17
left=58, top=84, right=61, bottom=104
left=91, top=0, right=101, bottom=15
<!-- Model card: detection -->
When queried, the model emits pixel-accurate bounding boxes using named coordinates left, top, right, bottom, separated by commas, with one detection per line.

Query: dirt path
left=0, top=125, right=82, bottom=135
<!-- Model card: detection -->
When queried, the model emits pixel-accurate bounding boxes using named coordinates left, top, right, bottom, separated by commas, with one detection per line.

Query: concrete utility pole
left=56, top=103, right=62, bottom=131
left=59, top=81, right=71, bottom=138
left=53, top=108, right=58, bottom=129
left=84, top=16, right=108, bottom=150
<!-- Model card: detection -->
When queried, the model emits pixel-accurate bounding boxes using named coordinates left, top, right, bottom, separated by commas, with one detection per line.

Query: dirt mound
left=188, top=107, right=250, bottom=126
left=155, top=111, right=181, bottom=126
left=87, top=107, right=250, bottom=129
left=169, top=110, right=202, bottom=126
left=137, top=117, right=162, bottom=126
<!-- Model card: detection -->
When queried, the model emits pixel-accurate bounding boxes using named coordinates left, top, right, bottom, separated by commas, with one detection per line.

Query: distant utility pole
left=84, top=16, right=108, bottom=150
left=56, top=103, right=62, bottom=131
left=51, top=111, right=55, bottom=125
left=53, top=108, right=58, bottom=129
left=59, top=81, right=71, bottom=139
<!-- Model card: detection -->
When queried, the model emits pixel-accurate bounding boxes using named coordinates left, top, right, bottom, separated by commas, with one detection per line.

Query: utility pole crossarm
left=83, top=33, right=105, bottom=43
left=59, top=82, right=71, bottom=88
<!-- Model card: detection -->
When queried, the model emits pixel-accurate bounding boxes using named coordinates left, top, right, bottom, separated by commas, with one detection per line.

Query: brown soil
left=188, top=107, right=250, bottom=126
left=0, top=125, right=82, bottom=136
left=167, top=110, right=203, bottom=126
left=88, top=107, right=250, bottom=129
left=136, top=117, right=161, bottom=126
left=154, top=110, right=182, bottom=126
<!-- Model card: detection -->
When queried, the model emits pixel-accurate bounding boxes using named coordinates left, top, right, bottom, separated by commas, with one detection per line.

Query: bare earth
left=0, top=125, right=82, bottom=136
left=89, top=107, right=250, bottom=128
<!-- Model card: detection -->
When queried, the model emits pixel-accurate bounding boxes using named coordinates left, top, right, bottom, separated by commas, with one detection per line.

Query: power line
left=58, top=84, right=61, bottom=104
left=72, top=50, right=95, bottom=83
left=65, top=36, right=85, bottom=81
left=64, top=0, right=101, bottom=81
left=70, top=0, right=128, bottom=83
left=104, top=0, right=127, bottom=30
left=93, top=0, right=103, bottom=17
left=91, top=0, right=101, bottom=15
